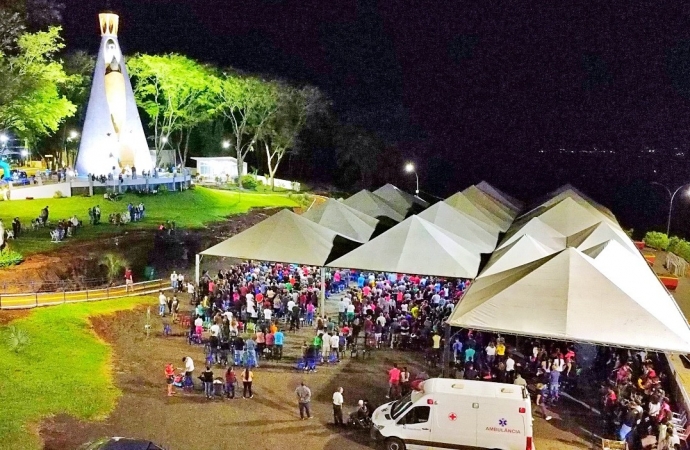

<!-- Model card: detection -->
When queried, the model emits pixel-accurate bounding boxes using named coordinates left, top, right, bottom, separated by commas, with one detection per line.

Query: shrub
left=668, top=236, right=682, bottom=254
left=53, top=190, right=63, bottom=198
left=674, top=240, right=690, bottom=263
left=158, top=184, right=169, bottom=193
left=6, top=326, right=29, bottom=353
left=0, top=248, right=23, bottom=267
left=643, top=231, right=669, bottom=251
left=239, top=175, right=259, bottom=190
left=624, top=228, right=634, bottom=239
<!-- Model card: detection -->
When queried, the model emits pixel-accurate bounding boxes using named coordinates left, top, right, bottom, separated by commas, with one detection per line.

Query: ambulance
left=370, top=378, right=534, bottom=450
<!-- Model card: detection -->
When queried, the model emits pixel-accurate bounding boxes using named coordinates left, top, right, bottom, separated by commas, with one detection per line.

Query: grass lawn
left=1, top=186, right=298, bottom=256
left=0, top=295, right=157, bottom=450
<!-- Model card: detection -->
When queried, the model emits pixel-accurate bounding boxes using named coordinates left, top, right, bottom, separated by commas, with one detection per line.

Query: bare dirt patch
left=0, top=309, right=31, bottom=325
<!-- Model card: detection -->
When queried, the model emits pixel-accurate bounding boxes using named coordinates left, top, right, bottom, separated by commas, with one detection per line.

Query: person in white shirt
left=330, top=333, right=340, bottom=360
left=180, top=356, right=195, bottom=389
left=505, top=355, right=516, bottom=382
left=158, top=291, right=167, bottom=316
left=332, top=387, right=344, bottom=425
left=287, top=299, right=296, bottom=311
left=170, top=271, right=178, bottom=290
left=263, top=307, right=272, bottom=321
left=210, top=323, right=220, bottom=337
left=177, top=273, right=184, bottom=290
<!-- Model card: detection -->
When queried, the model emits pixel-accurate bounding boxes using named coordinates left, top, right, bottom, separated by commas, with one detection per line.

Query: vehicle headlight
left=374, top=424, right=385, bottom=430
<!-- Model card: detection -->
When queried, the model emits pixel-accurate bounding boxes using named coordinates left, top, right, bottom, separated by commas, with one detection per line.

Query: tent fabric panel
left=476, top=181, right=524, bottom=211
left=445, top=192, right=505, bottom=232
left=342, top=190, right=406, bottom=222
left=418, top=201, right=499, bottom=252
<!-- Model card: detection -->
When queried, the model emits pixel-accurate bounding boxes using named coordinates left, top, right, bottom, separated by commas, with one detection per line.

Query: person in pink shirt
left=363, top=285, right=371, bottom=297
left=306, top=302, right=315, bottom=326
left=387, top=363, right=401, bottom=399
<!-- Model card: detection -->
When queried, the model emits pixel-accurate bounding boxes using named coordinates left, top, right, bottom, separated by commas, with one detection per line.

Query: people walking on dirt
left=242, top=367, right=254, bottom=398
left=158, top=291, right=167, bottom=317
left=535, top=383, right=552, bottom=421
left=295, top=381, right=312, bottom=419
left=180, top=356, right=195, bottom=391
left=170, top=271, right=179, bottom=291
left=332, top=387, right=344, bottom=426
left=201, top=366, right=214, bottom=399
left=165, top=363, right=176, bottom=396
left=225, top=367, right=237, bottom=399
left=387, top=363, right=401, bottom=399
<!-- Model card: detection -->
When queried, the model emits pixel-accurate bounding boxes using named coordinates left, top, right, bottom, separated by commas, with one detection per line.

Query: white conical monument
left=75, top=11, right=153, bottom=176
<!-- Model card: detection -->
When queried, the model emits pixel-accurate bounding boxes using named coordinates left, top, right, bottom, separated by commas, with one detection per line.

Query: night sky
left=61, top=1, right=690, bottom=235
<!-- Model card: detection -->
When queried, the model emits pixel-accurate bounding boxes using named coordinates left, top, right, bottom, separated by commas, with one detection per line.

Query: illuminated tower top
left=99, top=12, right=119, bottom=37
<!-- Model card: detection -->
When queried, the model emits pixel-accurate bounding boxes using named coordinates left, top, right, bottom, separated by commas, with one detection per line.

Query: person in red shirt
left=387, top=363, right=401, bottom=399
left=124, top=267, right=133, bottom=292
left=165, top=363, right=176, bottom=396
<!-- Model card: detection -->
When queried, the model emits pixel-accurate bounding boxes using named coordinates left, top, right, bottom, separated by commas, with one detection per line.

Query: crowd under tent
left=342, top=189, right=406, bottom=223
left=479, top=234, right=559, bottom=277
left=445, top=191, right=506, bottom=233
left=328, top=216, right=482, bottom=279
left=418, top=200, right=499, bottom=253
left=374, top=183, right=429, bottom=213
left=497, top=217, right=567, bottom=251
left=302, top=197, right=379, bottom=243
left=447, top=247, right=690, bottom=353
left=476, top=180, right=524, bottom=212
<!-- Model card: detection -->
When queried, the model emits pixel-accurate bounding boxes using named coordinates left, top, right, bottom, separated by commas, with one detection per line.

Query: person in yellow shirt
left=496, top=341, right=506, bottom=361
left=411, top=305, right=419, bottom=319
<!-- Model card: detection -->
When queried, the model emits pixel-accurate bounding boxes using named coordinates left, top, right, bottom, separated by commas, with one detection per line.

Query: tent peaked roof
left=567, top=221, right=637, bottom=253
left=548, top=184, right=616, bottom=220
left=374, top=183, right=429, bottom=211
left=302, top=198, right=379, bottom=243
left=418, top=201, right=498, bottom=252
left=445, top=191, right=505, bottom=232
left=464, top=185, right=518, bottom=218
left=448, top=247, right=690, bottom=352
left=476, top=181, right=524, bottom=211
left=586, top=239, right=690, bottom=347
left=328, top=216, right=481, bottom=278
left=530, top=196, right=606, bottom=235
left=463, top=185, right=517, bottom=227
left=520, top=185, right=618, bottom=226
left=480, top=234, right=559, bottom=277
left=342, top=190, right=406, bottom=222
left=200, top=209, right=358, bottom=266
left=498, top=217, right=567, bottom=251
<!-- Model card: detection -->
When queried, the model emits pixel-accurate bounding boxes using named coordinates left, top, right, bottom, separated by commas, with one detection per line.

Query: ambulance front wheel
left=384, top=437, right=405, bottom=450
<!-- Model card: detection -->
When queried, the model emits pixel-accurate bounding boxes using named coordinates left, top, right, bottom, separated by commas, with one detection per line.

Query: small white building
left=191, top=157, right=247, bottom=181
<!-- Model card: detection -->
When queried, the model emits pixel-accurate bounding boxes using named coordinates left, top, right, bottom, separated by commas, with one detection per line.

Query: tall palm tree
left=100, top=253, right=128, bottom=286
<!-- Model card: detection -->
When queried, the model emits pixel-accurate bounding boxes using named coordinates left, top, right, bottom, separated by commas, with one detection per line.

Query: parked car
left=79, top=437, right=166, bottom=450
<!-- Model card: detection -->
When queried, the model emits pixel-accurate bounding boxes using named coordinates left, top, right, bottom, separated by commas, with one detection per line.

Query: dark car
left=80, top=437, right=165, bottom=450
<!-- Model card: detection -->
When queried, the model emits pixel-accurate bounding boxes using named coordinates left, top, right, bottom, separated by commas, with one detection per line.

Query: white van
left=370, top=378, right=534, bottom=450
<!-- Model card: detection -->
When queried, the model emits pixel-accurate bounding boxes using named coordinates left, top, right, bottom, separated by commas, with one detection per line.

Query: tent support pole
left=195, top=254, right=201, bottom=285
left=319, top=267, right=326, bottom=317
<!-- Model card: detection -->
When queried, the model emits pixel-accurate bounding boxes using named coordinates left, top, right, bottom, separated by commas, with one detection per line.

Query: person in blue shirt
left=357, top=274, right=366, bottom=288
left=274, top=329, right=285, bottom=359
left=452, top=338, right=463, bottom=363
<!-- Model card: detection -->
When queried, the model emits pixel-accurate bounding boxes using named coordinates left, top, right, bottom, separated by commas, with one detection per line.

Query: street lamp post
left=404, top=162, right=419, bottom=195
left=651, top=182, right=690, bottom=237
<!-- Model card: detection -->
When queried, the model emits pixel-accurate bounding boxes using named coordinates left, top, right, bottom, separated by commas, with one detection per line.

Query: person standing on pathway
left=295, top=381, right=313, bottom=420
left=332, top=387, right=344, bottom=426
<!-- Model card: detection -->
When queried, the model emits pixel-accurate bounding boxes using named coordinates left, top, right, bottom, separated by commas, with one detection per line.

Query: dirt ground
left=31, top=294, right=595, bottom=450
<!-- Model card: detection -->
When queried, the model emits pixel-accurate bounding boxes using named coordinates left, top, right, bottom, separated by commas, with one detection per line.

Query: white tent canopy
left=520, top=196, right=609, bottom=236
left=342, top=189, right=406, bottom=222
left=302, top=198, right=379, bottom=243
left=498, top=217, right=567, bottom=251
left=519, top=187, right=618, bottom=226
left=418, top=201, right=499, bottom=252
left=447, top=247, right=690, bottom=352
left=445, top=192, right=505, bottom=233
left=328, top=216, right=481, bottom=278
left=200, top=209, right=357, bottom=266
left=567, top=221, right=637, bottom=254
left=480, top=234, right=558, bottom=277
left=476, top=180, right=524, bottom=212
left=463, top=185, right=518, bottom=221
left=374, top=183, right=429, bottom=211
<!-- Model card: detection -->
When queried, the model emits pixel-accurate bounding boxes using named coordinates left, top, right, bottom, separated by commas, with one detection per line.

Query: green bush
left=674, top=240, right=690, bottom=262
left=643, top=231, right=669, bottom=251
left=0, top=248, right=24, bottom=267
left=668, top=236, right=682, bottom=253
left=158, top=184, right=168, bottom=193
left=239, top=175, right=259, bottom=190
left=52, top=190, right=63, bottom=199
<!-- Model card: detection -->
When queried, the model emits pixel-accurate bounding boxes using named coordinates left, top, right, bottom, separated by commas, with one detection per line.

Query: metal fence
left=0, top=279, right=168, bottom=310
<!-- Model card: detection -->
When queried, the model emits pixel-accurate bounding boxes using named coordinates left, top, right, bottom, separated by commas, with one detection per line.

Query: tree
left=261, top=85, right=315, bottom=190
left=0, top=26, right=76, bottom=142
left=217, top=73, right=279, bottom=188
left=127, top=54, right=218, bottom=166
left=100, top=253, right=128, bottom=286
left=333, top=124, right=384, bottom=188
